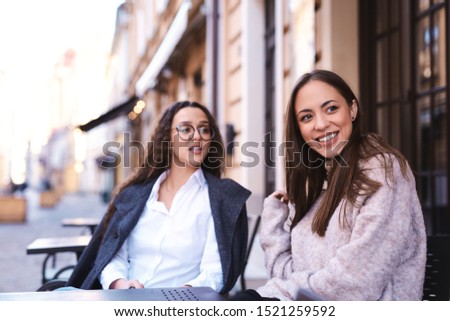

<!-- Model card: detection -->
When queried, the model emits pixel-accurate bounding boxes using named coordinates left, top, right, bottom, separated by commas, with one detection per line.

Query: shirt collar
left=149, top=169, right=207, bottom=199
left=190, top=168, right=207, bottom=188
left=148, top=170, right=168, bottom=201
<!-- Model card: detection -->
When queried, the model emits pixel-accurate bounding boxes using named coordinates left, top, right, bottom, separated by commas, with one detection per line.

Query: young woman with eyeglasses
left=67, top=101, right=251, bottom=294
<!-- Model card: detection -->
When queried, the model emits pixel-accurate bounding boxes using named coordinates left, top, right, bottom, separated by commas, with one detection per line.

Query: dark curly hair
left=102, top=100, right=225, bottom=229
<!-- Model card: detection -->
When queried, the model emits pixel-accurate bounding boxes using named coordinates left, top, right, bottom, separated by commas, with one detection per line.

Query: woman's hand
left=268, top=190, right=289, bottom=204
left=109, top=278, right=144, bottom=289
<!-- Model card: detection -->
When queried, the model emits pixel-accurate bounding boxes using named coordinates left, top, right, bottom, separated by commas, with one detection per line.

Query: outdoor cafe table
left=61, top=217, right=101, bottom=234
left=26, top=235, right=91, bottom=284
left=0, top=287, right=225, bottom=301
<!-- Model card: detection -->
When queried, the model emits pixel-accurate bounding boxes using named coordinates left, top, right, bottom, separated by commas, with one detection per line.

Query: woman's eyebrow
left=177, top=120, right=209, bottom=125
left=296, top=99, right=338, bottom=117
left=320, top=99, right=338, bottom=108
left=297, top=108, right=312, bottom=116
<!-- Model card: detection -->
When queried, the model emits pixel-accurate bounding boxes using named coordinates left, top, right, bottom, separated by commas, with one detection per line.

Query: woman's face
left=294, top=80, right=357, bottom=159
left=170, top=107, right=212, bottom=169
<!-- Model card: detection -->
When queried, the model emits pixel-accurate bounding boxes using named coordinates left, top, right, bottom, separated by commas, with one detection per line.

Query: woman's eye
left=179, top=126, right=192, bottom=134
left=327, top=105, right=338, bottom=112
left=300, top=115, right=312, bottom=122
left=199, top=127, right=211, bottom=134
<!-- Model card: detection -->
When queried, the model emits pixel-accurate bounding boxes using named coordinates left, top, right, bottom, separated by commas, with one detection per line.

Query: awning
left=78, top=96, right=139, bottom=132
left=135, top=1, right=191, bottom=96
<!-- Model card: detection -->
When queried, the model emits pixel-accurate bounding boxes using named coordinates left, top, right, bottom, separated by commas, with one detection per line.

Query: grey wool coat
left=66, top=170, right=251, bottom=294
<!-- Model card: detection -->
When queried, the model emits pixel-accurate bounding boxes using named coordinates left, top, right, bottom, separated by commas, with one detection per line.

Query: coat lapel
left=204, top=171, right=251, bottom=285
left=94, top=179, right=157, bottom=275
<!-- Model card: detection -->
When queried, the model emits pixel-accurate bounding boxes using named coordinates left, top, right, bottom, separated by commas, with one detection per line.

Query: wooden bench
left=0, top=195, right=27, bottom=222
left=39, top=190, right=60, bottom=208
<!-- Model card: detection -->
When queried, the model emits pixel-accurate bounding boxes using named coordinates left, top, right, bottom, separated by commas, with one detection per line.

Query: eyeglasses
left=174, top=123, right=215, bottom=141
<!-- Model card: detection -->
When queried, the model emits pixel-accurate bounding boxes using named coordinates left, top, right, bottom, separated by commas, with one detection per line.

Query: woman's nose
left=192, top=128, right=202, bottom=141
left=314, top=115, right=329, bottom=130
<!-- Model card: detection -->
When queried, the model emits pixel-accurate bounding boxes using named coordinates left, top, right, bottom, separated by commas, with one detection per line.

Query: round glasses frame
left=174, top=124, right=215, bottom=141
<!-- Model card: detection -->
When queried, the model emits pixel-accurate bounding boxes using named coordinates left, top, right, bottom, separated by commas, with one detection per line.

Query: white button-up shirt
left=99, top=169, right=223, bottom=291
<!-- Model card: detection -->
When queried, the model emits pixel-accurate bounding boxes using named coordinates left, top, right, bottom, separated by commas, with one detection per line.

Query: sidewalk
left=0, top=188, right=267, bottom=293
left=0, top=189, right=107, bottom=293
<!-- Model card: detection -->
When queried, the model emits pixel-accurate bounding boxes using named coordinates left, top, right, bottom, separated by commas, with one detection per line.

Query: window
left=360, top=0, right=449, bottom=234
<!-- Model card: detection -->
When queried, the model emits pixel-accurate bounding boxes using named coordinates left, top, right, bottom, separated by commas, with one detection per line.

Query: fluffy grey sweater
left=257, top=156, right=427, bottom=300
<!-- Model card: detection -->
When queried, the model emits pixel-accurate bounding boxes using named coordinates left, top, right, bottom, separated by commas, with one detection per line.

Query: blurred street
left=0, top=189, right=107, bottom=293
left=0, top=188, right=267, bottom=294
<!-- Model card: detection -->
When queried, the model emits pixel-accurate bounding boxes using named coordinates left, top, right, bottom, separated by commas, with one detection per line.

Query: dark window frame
left=359, top=0, right=450, bottom=235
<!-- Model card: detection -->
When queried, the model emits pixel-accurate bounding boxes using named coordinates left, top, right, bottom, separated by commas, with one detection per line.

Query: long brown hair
left=102, top=101, right=225, bottom=229
left=285, top=70, right=407, bottom=236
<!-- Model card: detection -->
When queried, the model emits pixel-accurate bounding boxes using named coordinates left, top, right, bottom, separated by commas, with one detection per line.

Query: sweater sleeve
left=259, top=197, right=293, bottom=279
left=258, top=158, right=426, bottom=300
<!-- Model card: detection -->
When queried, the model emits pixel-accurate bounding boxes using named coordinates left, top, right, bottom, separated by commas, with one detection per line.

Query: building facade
left=102, top=0, right=449, bottom=235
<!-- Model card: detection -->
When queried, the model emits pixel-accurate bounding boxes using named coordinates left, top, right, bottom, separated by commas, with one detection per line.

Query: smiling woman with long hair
left=232, top=70, right=426, bottom=301
left=67, top=101, right=251, bottom=294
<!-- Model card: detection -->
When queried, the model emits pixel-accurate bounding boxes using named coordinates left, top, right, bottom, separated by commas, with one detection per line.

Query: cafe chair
left=296, top=288, right=325, bottom=301
left=422, top=235, right=450, bottom=300
left=240, top=213, right=261, bottom=290
left=36, top=279, right=68, bottom=292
